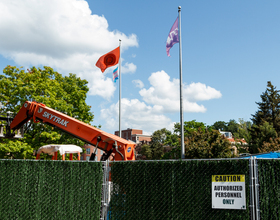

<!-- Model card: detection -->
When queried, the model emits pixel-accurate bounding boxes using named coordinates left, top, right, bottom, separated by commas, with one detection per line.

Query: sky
left=0, top=0, right=280, bottom=135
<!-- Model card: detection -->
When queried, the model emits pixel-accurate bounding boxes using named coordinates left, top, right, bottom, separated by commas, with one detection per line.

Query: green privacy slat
left=109, top=160, right=251, bottom=220
left=0, top=160, right=103, bottom=220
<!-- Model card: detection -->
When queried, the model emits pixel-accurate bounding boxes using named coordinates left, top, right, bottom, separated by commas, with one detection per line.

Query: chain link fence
left=0, top=160, right=103, bottom=220
left=1, top=158, right=280, bottom=219
left=257, top=159, right=280, bottom=220
left=107, top=159, right=251, bottom=220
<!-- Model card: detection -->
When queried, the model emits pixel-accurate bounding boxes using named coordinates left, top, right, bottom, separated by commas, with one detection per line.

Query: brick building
left=115, top=128, right=151, bottom=145
left=80, top=144, right=103, bottom=161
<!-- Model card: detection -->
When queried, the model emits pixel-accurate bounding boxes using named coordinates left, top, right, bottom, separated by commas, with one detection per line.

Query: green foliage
left=227, top=119, right=239, bottom=134
left=251, top=81, right=280, bottom=131
left=185, top=129, right=233, bottom=159
left=110, top=159, right=250, bottom=220
left=233, top=118, right=252, bottom=144
left=212, top=119, right=239, bottom=134
left=151, top=128, right=171, bottom=143
left=161, top=146, right=180, bottom=159
left=0, top=160, right=103, bottom=219
left=0, top=65, right=94, bottom=158
left=0, top=140, right=34, bottom=159
left=138, top=144, right=152, bottom=160
left=211, top=121, right=228, bottom=131
left=163, top=128, right=233, bottom=159
left=149, top=128, right=172, bottom=160
left=164, top=133, right=180, bottom=148
left=250, top=81, right=280, bottom=153
left=174, top=120, right=208, bottom=137
left=260, top=137, right=280, bottom=152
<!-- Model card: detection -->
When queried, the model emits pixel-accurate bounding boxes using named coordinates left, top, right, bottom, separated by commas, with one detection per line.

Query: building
left=115, top=128, right=151, bottom=145
left=80, top=144, right=103, bottom=161
left=219, top=130, right=247, bottom=155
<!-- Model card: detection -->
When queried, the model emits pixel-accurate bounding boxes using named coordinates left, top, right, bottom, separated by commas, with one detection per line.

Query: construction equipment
left=0, top=111, right=24, bottom=139
left=9, top=101, right=136, bottom=161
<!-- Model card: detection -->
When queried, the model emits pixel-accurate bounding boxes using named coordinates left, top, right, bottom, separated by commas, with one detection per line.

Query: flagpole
left=119, top=39, right=122, bottom=138
left=178, top=6, right=185, bottom=159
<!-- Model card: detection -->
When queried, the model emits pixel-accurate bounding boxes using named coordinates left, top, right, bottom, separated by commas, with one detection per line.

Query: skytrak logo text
left=42, top=111, right=69, bottom=127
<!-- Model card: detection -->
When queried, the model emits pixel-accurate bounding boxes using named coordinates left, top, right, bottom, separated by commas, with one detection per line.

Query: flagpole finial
left=178, top=6, right=181, bottom=11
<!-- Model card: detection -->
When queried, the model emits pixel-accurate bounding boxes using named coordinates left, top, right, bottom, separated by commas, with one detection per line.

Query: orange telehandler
left=7, top=101, right=135, bottom=161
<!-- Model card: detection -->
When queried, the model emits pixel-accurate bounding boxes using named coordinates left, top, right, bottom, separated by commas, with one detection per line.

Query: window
left=86, top=156, right=90, bottom=161
left=86, top=148, right=90, bottom=154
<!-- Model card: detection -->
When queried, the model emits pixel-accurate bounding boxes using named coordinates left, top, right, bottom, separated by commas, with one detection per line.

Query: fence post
left=249, top=156, right=260, bottom=220
left=253, top=157, right=260, bottom=220
left=249, top=157, right=255, bottom=220
left=100, top=160, right=110, bottom=220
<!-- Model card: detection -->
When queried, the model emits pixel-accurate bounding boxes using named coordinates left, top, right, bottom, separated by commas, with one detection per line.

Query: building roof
left=227, top=138, right=247, bottom=144
left=219, top=130, right=247, bottom=144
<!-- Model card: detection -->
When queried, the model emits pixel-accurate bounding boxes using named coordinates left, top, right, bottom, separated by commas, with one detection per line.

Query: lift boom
left=10, top=101, right=135, bottom=161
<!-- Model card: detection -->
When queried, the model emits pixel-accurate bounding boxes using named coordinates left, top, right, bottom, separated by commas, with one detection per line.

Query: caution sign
left=212, top=175, right=246, bottom=210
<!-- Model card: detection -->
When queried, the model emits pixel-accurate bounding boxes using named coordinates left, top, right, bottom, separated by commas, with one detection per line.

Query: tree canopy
left=162, top=127, right=233, bottom=159
left=250, top=81, right=280, bottom=153
left=138, top=120, right=233, bottom=160
left=211, top=119, right=239, bottom=134
left=174, top=120, right=209, bottom=137
left=0, top=65, right=94, bottom=159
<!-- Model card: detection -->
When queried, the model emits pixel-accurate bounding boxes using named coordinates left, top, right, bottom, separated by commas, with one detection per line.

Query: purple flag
left=166, top=17, right=179, bottom=57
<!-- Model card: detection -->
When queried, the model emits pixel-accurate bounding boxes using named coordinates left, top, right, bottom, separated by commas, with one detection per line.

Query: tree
left=260, top=137, right=280, bottom=153
left=227, top=119, right=239, bottom=134
left=211, top=120, right=239, bottom=134
left=231, top=119, right=252, bottom=155
left=0, top=140, right=34, bottom=159
left=174, top=120, right=208, bottom=137
left=0, top=65, right=94, bottom=159
left=211, top=121, right=227, bottom=131
left=149, top=128, right=172, bottom=160
left=251, top=81, right=280, bottom=131
left=135, top=144, right=152, bottom=160
left=162, top=128, right=232, bottom=159
left=250, top=81, right=280, bottom=153
left=137, top=144, right=152, bottom=160
left=233, top=118, right=252, bottom=144
left=251, top=121, right=278, bottom=153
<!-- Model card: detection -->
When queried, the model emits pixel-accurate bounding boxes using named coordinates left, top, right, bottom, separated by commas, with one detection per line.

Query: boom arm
left=10, top=101, right=135, bottom=161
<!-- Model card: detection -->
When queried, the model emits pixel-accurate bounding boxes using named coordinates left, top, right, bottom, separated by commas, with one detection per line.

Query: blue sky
left=1, top=0, right=280, bottom=135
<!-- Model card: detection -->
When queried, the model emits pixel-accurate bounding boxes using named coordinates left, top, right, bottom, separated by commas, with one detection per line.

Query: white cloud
left=132, top=79, right=144, bottom=89
left=139, top=70, right=222, bottom=113
left=100, top=98, right=174, bottom=135
left=121, top=62, right=137, bottom=74
left=0, top=0, right=138, bottom=100
left=185, top=82, right=222, bottom=102
left=100, top=70, right=222, bottom=134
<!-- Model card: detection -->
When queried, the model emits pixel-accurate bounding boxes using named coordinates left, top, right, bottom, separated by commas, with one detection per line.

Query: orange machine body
left=10, top=101, right=135, bottom=161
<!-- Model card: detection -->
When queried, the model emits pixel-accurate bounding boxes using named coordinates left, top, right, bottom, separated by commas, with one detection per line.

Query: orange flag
left=96, top=47, right=120, bottom=73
